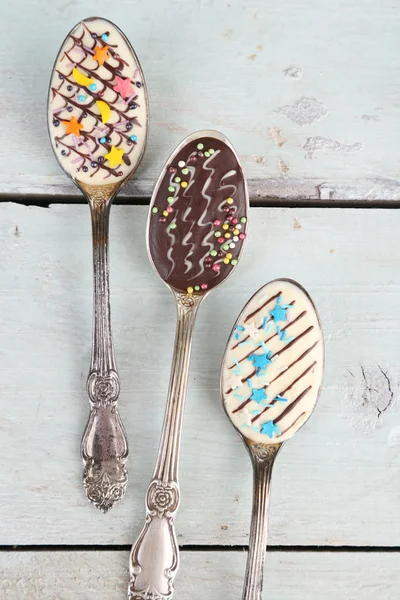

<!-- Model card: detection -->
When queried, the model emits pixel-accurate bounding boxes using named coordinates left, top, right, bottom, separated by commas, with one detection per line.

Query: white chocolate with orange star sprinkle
left=48, top=17, right=148, bottom=185
left=221, top=279, right=324, bottom=444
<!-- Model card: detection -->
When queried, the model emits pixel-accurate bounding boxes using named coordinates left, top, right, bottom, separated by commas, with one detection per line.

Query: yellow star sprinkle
left=104, top=145, right=124, bottom=168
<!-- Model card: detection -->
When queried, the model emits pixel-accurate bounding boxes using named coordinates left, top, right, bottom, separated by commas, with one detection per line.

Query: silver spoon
left=128, top=130, right=249, bottom=599
left=221, top=278, right=324, bottom=600
left=47, top=16, right=149, bottom=512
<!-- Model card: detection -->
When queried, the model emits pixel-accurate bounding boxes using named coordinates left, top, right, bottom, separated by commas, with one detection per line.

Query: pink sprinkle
left=212, top=264, right=220, bottom=272
left=73, top=135, right=80, bottom=149
left=218, top=237, right=224, bottom=244
left=74, top=46, right=86, bottom=57
left=126, top=93, right=136, bottom=104
left=65, top=62, right=76, bottom=68
left=201, top=283, right=208, bottom=290
left=213, top=219, right=221, bottom=226
left=52, top=107, right=65, bottom=114
left=239, top=233, right=246, bottom=240
left=83, top=45, right=94, bottom=54
left=71, top=156, right=82, bottom=164
left=166, top=206, right=173, bottom=213
left=232, top=218, right=238, bottom=224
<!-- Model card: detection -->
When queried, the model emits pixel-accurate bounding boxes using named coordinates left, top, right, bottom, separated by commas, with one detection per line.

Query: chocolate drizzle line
left=231, top=339, right=319, bottom=414
left=245, top=292, right=281, bottom=323
left=250, top=361, right=317, bottom=423
left=279, top=411, right=306, bottom=437
left=274, top=386, right=312, bottom=424
left=50, top=20, right=143, bottom=179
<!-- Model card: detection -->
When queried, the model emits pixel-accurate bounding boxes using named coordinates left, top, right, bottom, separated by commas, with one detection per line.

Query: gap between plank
left=1, top=197, right=400, bottom=209
left=0, top=545, right=399, bottom=553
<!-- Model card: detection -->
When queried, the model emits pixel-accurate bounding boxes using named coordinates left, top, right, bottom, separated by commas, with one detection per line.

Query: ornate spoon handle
left=81, top=195, right=128, bottom=513
left=242, top=443, right=281, bottom=600
left=128, top=291, right=202, bottom=600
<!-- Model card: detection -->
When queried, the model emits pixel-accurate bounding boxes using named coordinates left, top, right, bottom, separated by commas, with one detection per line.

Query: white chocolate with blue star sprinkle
left=221, top=279, right=324, bottom=444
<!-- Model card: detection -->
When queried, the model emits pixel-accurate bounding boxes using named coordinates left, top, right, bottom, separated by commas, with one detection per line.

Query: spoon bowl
left=47, top=16, right=149, bottom=512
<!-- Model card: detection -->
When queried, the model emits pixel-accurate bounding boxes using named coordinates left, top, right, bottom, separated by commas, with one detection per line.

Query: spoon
left=221, top=278, right=324, bottom=600
left=47, top=16, right=149, bottom=512
left=128, top=130, right=249, bottom=599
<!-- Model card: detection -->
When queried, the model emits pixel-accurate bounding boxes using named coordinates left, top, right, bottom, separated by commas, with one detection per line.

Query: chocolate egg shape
left=48, top=17, right=148, bottom=185
left=147, top=131, right=248, bottom=294
left=221, top=279, right=324, bottom=444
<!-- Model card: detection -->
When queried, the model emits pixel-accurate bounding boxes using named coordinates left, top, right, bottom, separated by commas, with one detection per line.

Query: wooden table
left=1, top=1, right=399, bottom=598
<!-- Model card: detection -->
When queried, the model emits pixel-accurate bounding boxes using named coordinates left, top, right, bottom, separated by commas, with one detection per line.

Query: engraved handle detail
left=242, top=443, right=281, bottom=600
left=81, top=195, right=128, bottom=513
left=128, top=292, right=202, bottom=599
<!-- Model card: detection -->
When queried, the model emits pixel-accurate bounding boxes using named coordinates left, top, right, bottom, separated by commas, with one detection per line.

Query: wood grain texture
left=0, top=551, right=399, bottom=599
left=0, top=203, right=400, bottom=546
left=1, top=1, right=399, bottom=201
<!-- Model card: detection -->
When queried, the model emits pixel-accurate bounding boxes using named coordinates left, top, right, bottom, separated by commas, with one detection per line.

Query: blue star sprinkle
left=274, top=394, right=288, bottom=403
left=270, top=295, right=292, bottom=323
left=261, top=420, right=280, bottom=438
left=250, top=387, right=268, bottom=404
left=248, top=352, right=272, bottom=374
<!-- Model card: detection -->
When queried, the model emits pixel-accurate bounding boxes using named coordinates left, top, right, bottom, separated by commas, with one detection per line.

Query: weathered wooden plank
left=0, top=551, right=398, bottom=599
left=1, top=0, right=399, bottom=201
left=0, top=203, right=399, bottom=545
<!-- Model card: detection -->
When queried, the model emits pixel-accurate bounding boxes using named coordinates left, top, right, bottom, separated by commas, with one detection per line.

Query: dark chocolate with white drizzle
left=148, top=133, right=247, bottom=294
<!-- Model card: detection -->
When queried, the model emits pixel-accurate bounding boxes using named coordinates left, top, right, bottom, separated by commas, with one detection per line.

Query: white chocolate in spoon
left=221, top=279, right=324, bottom=444
left=48, top=17, right=148, bottom=185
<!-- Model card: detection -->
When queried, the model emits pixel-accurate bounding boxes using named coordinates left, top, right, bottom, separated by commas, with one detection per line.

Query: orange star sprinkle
left=93, top=44, right=110, bottom=67
left=62, top=116, right=84, bottom=137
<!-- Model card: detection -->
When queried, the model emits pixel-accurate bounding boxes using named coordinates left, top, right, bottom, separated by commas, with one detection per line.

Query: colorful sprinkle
left=170, top=222, right=177, bottom=229
left=222, top=244, right=230, bottom=251
left=204, top=151, right=210, bottom=157
left=239, top=233, right=246, bottom=240
left=100, top=137, right=106, bottom=144
left=214, top=231, right=221, bottom=237
left=163, top=210, right=168, bottom=217
left=174, top=176, right=181, bottom=183
left=182, top=168, right=189, bottom=175
left=224, top=233, right=231, bottom=239
left=210, top=250, right=218, bottom=257
left=209, top=149, right=215, bottom=154
left=197, top=143, right=204, bottom=150
left=233, top=236, right=239, bottom=242
left=233, top=228, right=239, bottom=235
left=101, top=33, right=109, bottom=41
left=240, top=217, right=247, bottom=223
left=130, top=135, right=137, bottom=142
left=226, top=253, right=232, bottom=259
left=218, top=237, right=224, bottom=244
left=194, top=285, right=200, bottom=291
left=167, top=196, right=174, bottom=204
left=166, top=206, right=173, bottom=213
left=181, top=181, right=188, bottom=188
left=152, top=207, right=158, bottom=214
left=187, top=286, right=193, bottom=294
left=212, top=264, right=220, bottom=272
left=229, top=243, right=236, bottom=249
left=168, top=186, right=175, bottom=192
left=231, top=259, right=238, bottom=265
left=226, top=198, right=234, bottom=204
left=223, top=258, right=230, bottom=265
left=89, top=83, right=97, bottom=91
left=261, top=420, right=280, bottom=438
left=201, top=283, right=208, bottom=290
left=222, top=224, right=229, bottom=231
left=178, top=161, right=185, bottom=167
left=232, top=218, right=238, bottom=225
left=78, top=94, right=86, bottom=102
